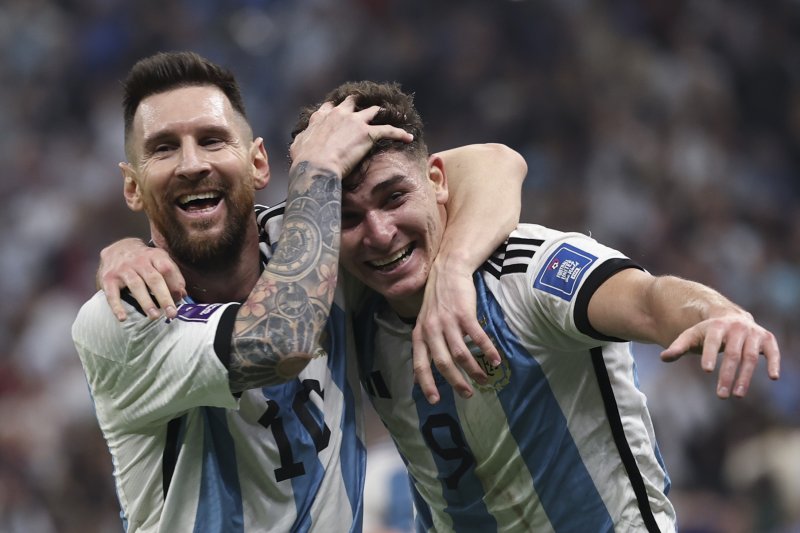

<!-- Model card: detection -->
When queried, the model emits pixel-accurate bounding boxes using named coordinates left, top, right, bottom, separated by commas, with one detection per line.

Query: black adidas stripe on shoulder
left=481, top=236, right=543, bottom=279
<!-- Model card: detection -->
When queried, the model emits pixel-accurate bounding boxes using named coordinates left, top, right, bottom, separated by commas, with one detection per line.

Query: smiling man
left=290, top=81, right=782, bottom=532
left=75, top=52, right=530, bottom=532
left=72, top=52, right=415, bottom=532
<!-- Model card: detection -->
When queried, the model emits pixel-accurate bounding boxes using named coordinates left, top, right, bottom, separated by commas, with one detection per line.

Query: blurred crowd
left=0, top=0, right=797, bottom=531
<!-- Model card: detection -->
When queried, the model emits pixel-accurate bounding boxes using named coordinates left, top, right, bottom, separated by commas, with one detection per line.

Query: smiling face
left=340, top=151, right=449, bottom=317
left=122, top=84, right=269, bottom=268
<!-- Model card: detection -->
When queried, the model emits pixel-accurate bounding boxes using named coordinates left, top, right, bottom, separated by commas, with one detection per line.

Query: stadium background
left=0, top=0, right=797, bottom=531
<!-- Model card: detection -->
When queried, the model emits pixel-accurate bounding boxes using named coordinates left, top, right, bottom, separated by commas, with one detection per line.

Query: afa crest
left=465, top=333, right=511, bottom=392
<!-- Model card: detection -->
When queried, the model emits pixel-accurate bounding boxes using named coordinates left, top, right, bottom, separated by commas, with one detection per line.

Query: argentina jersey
left=73, top=203, right=366, bottom=532
left=351, top=224, right=677, bottom=533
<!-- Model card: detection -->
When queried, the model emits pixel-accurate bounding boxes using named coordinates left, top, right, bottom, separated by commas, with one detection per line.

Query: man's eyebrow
left=142, top=131, right=175, bottom=151
left=143, top=125, right=232, bottom=151
left=371, top=174, right=409, bottom=195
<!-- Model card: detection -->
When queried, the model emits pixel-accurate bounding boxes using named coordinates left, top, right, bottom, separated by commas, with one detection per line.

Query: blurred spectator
left=0, top=0, right=796, bottom=530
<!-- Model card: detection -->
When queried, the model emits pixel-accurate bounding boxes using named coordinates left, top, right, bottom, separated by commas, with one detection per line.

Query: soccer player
left=296, top=81, right=782, bottom=532
left=76, top=53, right=527, bottom=532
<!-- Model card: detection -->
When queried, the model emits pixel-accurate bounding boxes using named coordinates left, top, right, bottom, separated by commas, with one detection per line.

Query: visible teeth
left=370, top=245, right=412, bottom=268
left=179, top=192, right=219, bottom=203
left=178, top=192, right=220, bottom=206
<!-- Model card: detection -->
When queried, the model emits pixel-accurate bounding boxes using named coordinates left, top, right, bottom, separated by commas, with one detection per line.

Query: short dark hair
left=122, top=51, right=247, bottom=141
left=291, top=81, right=428, bottom=180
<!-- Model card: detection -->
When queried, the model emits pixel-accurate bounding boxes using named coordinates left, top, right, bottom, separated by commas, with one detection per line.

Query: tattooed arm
left=227, top=97, right=413, bottom=391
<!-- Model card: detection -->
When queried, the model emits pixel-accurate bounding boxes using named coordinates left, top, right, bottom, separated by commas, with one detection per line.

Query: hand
left=98, top=238, right=186, bottom=321
left=660, top=314, right=780, bottom=398
left=411, top=261, right=501, bottom=404
left=290, top=95, right=413, bottom=179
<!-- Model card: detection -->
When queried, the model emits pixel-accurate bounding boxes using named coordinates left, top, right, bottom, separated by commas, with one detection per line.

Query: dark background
left=0, top=1, right=797, bottom=531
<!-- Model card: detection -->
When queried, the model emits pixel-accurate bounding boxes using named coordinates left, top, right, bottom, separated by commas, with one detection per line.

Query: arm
left=413, top=143, right=527, bottom=403
left=97, top=238, right=186, bottom=321
left=223, top=97, right=413, bottom=392
left=588, top=269, right=781, bottom=398
left=98, top=98, right=412, bottom=392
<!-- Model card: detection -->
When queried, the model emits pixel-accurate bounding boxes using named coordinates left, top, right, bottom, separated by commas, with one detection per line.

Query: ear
left=427, top=154, right=449, bottom=205
left=251, top=138, right=271, bottom=190
left=120, top=162, right=144, bottom=211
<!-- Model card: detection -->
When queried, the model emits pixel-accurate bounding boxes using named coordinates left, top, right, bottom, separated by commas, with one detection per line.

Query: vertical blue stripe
left=473, top=273, right=614, bottom=532
left=195, top=407, right=244, bottom=533
left=328, top=305, right=366, bottom=532
left=260, top=378, right=324, bottom=533
left=412, top=381, right=498, bottom=532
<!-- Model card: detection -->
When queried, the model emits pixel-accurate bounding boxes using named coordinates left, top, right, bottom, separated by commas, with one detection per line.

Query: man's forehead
left=134, top=85, right=236, bottom=135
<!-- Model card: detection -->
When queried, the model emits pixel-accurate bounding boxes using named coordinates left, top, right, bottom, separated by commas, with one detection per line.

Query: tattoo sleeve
left=227, top=161, right=341, bottom=392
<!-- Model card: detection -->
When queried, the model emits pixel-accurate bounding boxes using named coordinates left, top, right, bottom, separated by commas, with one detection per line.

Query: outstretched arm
left=413, top=143, right=527, bottom=403
left=588, top=269, right=781, bottom=398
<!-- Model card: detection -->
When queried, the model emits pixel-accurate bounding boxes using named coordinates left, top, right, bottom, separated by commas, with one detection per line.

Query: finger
left=427, top=333, right=474, bottom=399
left=444, top=330, right=487, bottom=386
left=411, top=335, right=439, bottom=404
left=731, top=335, right=761, bottom=397
left=715, top=331, right=744, bottom=399
left=150, top=260, right=186, bottom=319
left=463, top=321, right=500, bottom=367
left=660, top=330, right=693, bottom=362
left=700, top=327, right=724, bottom=374
left=762, top=332, right=781, bottom=380
left=104, top=286, right=128, bottom=322
left=369, top=124, right=413, bottom=143
left=414, top=322, right=474, bottom=400
left=143, top=273, right=178, bottom=319
left=123, top=273, right=161, bottom=320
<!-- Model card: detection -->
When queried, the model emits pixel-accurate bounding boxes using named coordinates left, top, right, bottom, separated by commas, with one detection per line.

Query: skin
left=340, top=149, right=781, bottom=399
left=100, top=143, right=528, bottom=402
left=339, top=152, right=449, bottom=319
left=121, top=86, right=413, bottom=390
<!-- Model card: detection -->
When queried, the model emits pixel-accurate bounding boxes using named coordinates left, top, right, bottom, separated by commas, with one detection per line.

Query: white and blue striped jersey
left=72, top=203, right=365, bottom=533
left=352, top=224, right=677, bottom=533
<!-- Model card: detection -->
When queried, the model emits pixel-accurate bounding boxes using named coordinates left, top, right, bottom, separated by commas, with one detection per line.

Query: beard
left=150, top=184, right=254, bottom=271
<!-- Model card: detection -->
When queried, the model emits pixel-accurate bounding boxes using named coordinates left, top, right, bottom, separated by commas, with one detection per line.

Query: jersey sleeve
left=502, top=228, right=642, bottom=350
left=72, top=291, right=240, bottom=433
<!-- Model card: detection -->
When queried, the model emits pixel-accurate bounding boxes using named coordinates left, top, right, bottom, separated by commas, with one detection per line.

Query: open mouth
left=368, top=244, right=414, bottom=271
left=177, top=192, right=222, bottom=212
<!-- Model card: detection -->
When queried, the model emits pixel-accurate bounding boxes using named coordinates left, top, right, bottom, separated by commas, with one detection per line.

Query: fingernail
left=166, top=305, right=177, bottom=318
left=734, top=385, right=746, bottom=397
left=717, top=386, right=729, bottom=397
left=148, top=308, right=161, bottom=320
left=427, top=394, right=439, bottom=404
left=459, top=389, right=473, bottom=399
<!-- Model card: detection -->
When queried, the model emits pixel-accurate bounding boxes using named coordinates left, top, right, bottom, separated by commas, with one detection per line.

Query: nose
left=175, top=141, right=210, bottom=180
left=363, top=210, right=395, bottom=250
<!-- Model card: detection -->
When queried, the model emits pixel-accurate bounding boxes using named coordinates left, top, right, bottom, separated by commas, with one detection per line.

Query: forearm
left=436, top=143, right=526, bottom=272
left=643, top=275, right=749, bottom=346
left=228, top=161, right=341, bottom=391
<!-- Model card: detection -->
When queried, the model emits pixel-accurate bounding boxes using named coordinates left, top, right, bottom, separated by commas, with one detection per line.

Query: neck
left=387, top=291, right=423, bottom=323
left=154, top=228, right=262, bottom=304
left=180, top=253, right=261, bottom=303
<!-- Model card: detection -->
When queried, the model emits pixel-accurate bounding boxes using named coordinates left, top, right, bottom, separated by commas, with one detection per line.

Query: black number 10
left=258, top=379, right=331, bottom=482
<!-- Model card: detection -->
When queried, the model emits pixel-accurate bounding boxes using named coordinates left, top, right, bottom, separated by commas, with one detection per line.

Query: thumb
left=660, top=330, right=695, bottom=362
